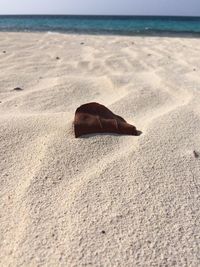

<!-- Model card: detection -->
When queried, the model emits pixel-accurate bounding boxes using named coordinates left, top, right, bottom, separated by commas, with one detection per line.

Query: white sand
left=0, top=32, right=200, bottom=266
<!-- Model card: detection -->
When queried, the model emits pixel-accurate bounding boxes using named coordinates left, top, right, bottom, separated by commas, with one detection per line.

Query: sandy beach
left=0, top=32, right=200, bottom=266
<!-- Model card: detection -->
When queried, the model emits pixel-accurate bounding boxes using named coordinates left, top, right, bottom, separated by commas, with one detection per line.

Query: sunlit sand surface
left=0, top=32, right=200, bottom=266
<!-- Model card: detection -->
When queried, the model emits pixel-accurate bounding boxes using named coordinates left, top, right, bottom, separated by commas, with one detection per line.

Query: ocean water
left=0, top=15, right=200, bottom=35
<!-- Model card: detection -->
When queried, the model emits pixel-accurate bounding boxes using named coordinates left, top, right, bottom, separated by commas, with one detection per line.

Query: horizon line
left=0, top=14, right=200, bottom=17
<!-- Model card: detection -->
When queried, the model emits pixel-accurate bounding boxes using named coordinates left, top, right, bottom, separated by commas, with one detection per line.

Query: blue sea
left=0, top=15, right=200, bottom=36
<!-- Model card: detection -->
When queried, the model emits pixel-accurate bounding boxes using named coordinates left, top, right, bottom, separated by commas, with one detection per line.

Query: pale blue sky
left=0, top=0, right=200, bottom=16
